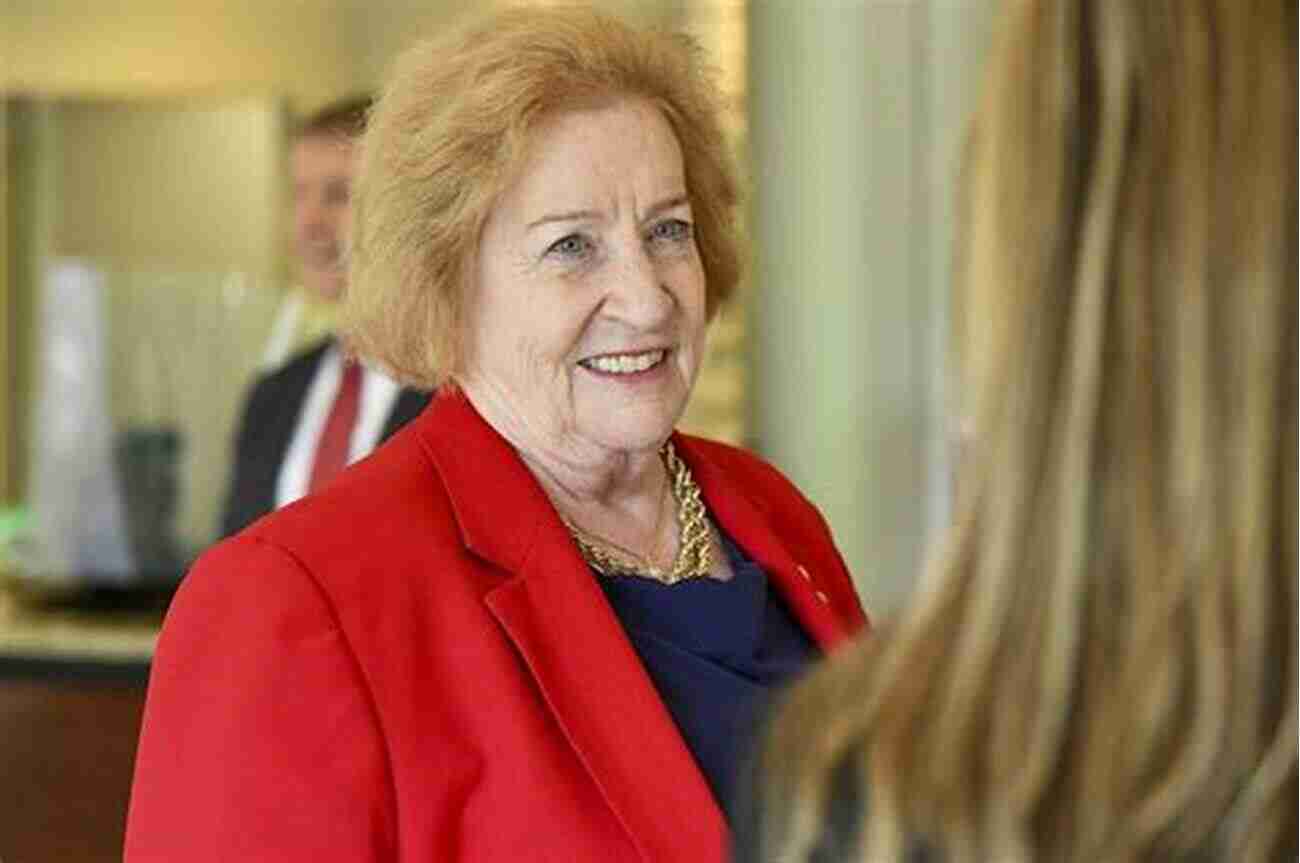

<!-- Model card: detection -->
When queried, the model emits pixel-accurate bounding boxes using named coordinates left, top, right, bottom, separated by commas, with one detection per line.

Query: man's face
left=290, top=133, right=356, bottom=302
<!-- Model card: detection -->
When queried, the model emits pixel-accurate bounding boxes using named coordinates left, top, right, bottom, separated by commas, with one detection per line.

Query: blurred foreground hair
left=761, top=0, right=1297, bottom=860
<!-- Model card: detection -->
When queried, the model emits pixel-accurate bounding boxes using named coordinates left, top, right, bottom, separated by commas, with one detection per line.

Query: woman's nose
left=604, top=241, right=674, bottom=326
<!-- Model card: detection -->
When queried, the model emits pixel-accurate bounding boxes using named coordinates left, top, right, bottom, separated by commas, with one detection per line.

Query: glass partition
left=3, top=95, right=289, bottom=588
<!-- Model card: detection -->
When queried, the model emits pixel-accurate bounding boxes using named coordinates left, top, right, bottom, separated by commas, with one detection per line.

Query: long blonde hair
left=761, top=0, right=1297, bottom=860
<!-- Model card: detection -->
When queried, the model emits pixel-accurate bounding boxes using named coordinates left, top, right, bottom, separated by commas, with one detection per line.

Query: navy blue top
left=595, top=530, right=819, bottom=810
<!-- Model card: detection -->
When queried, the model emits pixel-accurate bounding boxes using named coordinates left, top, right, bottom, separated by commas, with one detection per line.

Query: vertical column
left=748, top=1, right=995, bottom=612
left=3, top=100, right=59, bottom=507
left=678, top=0, right=750, bottom=445
left=1, top=101, right=10, bottom=504
left=748, top=2, right=926, bottom=611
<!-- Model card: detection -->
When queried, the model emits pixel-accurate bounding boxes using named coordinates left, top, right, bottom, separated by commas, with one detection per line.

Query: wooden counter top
left=0, top=581, right=162, bottom=668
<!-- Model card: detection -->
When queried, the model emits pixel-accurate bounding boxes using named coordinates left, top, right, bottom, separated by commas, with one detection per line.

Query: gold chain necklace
left=562, top=441, right=713, bottom=585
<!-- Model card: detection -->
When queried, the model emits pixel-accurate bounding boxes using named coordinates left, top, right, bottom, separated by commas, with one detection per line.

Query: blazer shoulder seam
left=242, top=535, right=403, bottom=850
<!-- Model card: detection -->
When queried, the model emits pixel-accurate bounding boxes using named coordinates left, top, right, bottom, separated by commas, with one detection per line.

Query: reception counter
left=0, top=582, right=164, bottom=863
left=0, top=584, right=160, bottom=678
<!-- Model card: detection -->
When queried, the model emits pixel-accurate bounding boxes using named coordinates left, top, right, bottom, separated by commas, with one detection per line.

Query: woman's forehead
left=495, top=100, right=688, bottom=225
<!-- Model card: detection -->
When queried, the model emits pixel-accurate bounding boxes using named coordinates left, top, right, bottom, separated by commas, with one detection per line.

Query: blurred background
left=0, top=1, right=991, bottom=860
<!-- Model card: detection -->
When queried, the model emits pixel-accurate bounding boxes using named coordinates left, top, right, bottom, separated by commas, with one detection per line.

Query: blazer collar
left=415, top=390, right=550, bottom=574
left=416, top=391, right=727, bottom=861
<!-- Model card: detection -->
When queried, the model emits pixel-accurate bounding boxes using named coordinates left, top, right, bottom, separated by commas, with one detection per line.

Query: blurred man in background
left=220, top=96, right=429, bottom=538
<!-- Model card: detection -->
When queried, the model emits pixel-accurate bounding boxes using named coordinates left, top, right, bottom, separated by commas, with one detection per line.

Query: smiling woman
left=124, top=7, right=869, bottom=863
left=465, top=100, right=707, bottom=472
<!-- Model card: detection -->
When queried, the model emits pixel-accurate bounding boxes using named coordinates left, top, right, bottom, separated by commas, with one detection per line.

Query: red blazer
left=126, top=392, right=868, bottom=862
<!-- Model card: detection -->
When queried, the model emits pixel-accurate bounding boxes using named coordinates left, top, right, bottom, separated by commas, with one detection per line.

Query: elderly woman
left=125, top=7, right=867, bottom=862
left=740, top=1, right=1297, bottom=862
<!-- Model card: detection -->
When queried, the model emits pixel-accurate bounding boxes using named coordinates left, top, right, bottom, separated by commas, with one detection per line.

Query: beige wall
left=1, top=104, right=10, bottom=502
left=4, top=0, right=356, bottom=110
left=52, top=99, right=284, bottom=271
left=3, top=0, right=695, bottom=110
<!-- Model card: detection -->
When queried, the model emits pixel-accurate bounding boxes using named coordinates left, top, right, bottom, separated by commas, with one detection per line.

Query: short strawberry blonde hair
left=344, top=5, right=741, bottom=390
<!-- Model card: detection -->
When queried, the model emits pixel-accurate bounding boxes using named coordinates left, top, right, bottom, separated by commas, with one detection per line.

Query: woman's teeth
left=581, top=350, right=666, bottom=374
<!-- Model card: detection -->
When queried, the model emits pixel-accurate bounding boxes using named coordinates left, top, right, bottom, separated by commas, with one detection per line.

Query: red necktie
left=308, top=362, right=362, bottom=492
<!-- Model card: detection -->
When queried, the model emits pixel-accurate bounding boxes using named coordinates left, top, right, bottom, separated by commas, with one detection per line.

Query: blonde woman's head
left=762, top=0, right=1296, bottom=860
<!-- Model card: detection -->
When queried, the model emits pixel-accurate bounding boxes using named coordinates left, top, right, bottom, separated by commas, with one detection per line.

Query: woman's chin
left=580, top=412, right=683, bottom=456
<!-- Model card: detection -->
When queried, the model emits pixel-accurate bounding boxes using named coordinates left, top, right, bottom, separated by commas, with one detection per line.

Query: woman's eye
left=546, top=234, right=592, bottom=258
left=648, top=219, right=692, bottom=244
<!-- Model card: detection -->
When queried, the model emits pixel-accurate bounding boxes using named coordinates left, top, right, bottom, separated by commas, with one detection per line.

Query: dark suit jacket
left=219, top=338, right=429, bottom=537
left=127, top=391, right=869, bottom=862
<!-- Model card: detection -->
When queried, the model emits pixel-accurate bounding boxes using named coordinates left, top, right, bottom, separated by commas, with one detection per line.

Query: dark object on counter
left=3, top=569, right=177, bottom=614
left=115, top=426, right=185, bottom=584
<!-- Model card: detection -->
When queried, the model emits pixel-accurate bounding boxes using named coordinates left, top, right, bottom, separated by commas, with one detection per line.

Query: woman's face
left=458, top=98, right=708, bottom=462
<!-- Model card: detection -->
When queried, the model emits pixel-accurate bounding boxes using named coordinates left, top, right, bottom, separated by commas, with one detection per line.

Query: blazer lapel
left=419, top=394, right=727, bottom=862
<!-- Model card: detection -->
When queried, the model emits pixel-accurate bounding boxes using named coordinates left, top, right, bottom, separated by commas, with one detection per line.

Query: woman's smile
left=578, top=348, right=670, bottom=377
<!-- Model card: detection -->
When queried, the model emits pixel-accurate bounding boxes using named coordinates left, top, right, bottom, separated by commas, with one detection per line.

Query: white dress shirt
left=274, top=345, right=402, bottom=508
